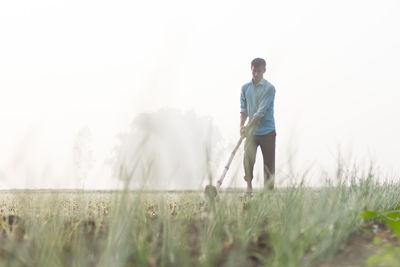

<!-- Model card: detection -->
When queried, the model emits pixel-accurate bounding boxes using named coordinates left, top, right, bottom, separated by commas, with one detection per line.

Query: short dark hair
left=251, top=58, right=266, bottom=69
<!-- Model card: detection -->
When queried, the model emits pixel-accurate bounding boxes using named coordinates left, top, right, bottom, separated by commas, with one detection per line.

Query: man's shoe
left=240, top=191, right=253, bottom=200
left=246, top=181, right=253, bottom=193
left=264, top=179, right=274, bottom=191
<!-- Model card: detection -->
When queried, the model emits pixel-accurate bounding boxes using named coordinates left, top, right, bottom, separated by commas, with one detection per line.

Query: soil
left=317, top=223, right=398, bottom=267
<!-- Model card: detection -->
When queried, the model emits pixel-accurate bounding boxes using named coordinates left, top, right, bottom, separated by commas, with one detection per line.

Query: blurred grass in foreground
left=0, top=176, right=399, bottom=267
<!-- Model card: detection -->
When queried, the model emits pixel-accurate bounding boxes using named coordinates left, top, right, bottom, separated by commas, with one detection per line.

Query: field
left=1, top=179, right=400, bottom=267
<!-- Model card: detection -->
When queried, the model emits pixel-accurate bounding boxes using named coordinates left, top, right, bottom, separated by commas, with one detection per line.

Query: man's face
left=251, top=65, right=265, bottom=83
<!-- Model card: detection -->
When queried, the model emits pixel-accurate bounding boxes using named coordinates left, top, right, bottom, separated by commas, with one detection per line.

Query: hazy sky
left=1, top=0, right=399, bottom=189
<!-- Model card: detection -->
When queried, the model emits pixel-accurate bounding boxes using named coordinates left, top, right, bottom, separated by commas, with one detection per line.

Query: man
left=240, top=58, right=276, bottom=192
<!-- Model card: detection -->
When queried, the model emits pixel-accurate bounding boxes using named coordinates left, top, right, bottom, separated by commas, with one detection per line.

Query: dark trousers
left=243, top=130, right=276, bottom=189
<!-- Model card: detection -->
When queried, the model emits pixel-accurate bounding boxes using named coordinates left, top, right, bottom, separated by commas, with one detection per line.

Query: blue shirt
left=240, top=78, right=276, bottom=135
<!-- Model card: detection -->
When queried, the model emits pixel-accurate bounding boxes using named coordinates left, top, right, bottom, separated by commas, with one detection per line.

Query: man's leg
left=243, top=135, right=257, bottom=192
left=258, top=131, right=276, bottom=190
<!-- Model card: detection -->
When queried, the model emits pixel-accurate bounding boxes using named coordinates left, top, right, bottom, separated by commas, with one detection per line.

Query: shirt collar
left=251, top=78, right=267, bottom=87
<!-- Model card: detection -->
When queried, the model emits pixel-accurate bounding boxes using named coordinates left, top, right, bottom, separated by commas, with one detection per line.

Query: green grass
left=0, top=176, right=399, bottom=267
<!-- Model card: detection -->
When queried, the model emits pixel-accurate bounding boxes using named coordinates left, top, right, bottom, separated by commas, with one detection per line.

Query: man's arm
left=242, top=115, right=261, bottom=137
left=246, top=115, right=261, bottom=129
left=243, top=86, right=275, bottom=135
left=240, top=86, right=248, bottom=136
left=240, top=112, right=248, bottom=137
left=243, top=86, right=275, bottom=136
left=240, top=112, right=248, bottom=127
left=254, top=86, right=275, bottom=118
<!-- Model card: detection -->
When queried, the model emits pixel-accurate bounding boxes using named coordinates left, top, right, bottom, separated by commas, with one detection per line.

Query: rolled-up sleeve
left=240, top=86, right=248, bottom=114
left=254, top=86, right=275, bottom=118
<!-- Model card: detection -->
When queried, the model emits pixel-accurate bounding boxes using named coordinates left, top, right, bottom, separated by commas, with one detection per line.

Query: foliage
left=360, top=206, right=400, bottom=267
left=360, top=209, right=400, bottom=239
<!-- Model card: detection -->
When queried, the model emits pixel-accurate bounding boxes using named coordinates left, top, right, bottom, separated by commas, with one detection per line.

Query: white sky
left=1, top=0, right=399, bottom=189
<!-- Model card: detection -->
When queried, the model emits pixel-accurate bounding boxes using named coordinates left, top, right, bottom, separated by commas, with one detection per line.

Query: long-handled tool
left=204, top=136, right=244, bottom=199
left=217, top=136, right=245, bottom=190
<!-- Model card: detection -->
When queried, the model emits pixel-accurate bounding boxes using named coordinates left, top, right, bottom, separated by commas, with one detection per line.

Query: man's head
left=251, top=58, right=266, bottom=84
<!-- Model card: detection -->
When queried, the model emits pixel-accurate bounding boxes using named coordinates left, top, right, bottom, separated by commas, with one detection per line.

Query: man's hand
left=240, top=116, right=261, bottom=138
left=240, top=125, right=253, bottom=137
left=240, top=126, right=247, bottom=137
